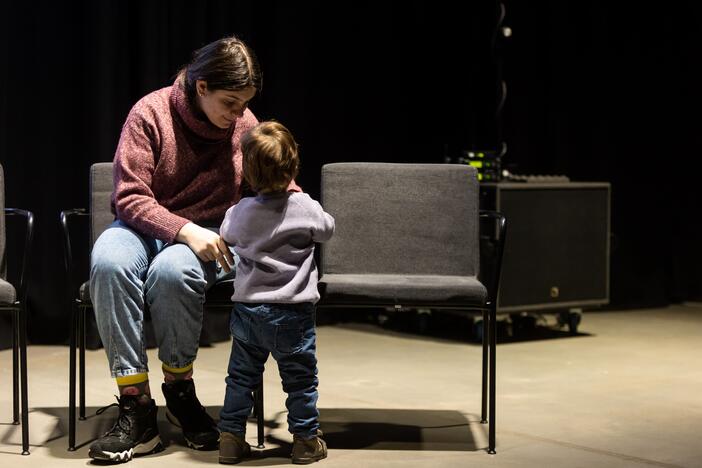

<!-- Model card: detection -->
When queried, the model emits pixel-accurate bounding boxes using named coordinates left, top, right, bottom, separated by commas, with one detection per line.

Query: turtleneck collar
left=169, top=77, right=234, bottom=142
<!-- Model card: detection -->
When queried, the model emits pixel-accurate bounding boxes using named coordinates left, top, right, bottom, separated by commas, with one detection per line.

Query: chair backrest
left=320, top=163, right=480, bottom=277
left=0, top=164, right=5, bottom=279
left=90, top=162, right=115, bottom=246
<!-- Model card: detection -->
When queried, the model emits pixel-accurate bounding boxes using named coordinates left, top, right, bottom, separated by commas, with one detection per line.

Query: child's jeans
left=219, top=302, right=319, bottom=438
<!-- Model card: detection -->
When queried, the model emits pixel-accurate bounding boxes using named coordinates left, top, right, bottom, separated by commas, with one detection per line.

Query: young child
left=218, top=121, right=335, bottom=464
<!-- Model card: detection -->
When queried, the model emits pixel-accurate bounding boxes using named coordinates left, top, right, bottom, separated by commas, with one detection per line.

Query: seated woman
left=88, top=35, right=299, bottom=463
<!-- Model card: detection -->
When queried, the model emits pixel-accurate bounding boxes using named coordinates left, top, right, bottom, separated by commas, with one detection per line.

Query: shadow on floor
left=243, top=407, right=482, bottom=466
left=24, top=405, right=482, bottom=463
left=263, top=407, right=480, bottom=451
left=320, top=408, right=480, bottom=451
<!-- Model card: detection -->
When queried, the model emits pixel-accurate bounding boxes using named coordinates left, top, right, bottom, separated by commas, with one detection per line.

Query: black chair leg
left=19, top=304, right=30, bottom=455
left=254, top=383, right=264, bottom=448
left=481, top=310, right=488, bottom=424
left=79, top=307, right=86, bottom=420
left=488, top=304, right=497, bottom=454
left=68, top=302, right=77, bottom=451
left=12, top=309, right=20, bottom=424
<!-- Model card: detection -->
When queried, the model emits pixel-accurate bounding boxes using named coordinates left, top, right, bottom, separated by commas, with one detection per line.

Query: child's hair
left=241, top=121, right=300, bottom=193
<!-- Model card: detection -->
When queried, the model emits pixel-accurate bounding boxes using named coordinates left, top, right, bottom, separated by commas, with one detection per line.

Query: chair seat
left=204, top=279, right=236, bottom=304
left=319, top=273, right=488, bottom=308
left=0, top=278, right=17, bottom=305
left=79, top=279, right=235, bottom=305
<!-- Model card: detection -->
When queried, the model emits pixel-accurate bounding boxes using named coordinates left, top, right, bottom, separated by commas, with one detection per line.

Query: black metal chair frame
left=61, top=209, right=264, bottom=451
left=1, top=208, right=34, bottom=455
left=317, top=210, right=506, bottom=454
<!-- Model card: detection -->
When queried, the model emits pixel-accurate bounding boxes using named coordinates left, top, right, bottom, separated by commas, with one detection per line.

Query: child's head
left=241, top=121, right=300, bottom=194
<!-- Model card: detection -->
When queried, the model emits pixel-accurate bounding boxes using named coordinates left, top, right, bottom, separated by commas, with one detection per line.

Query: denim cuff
left=110, top=366, right=150, bottom=379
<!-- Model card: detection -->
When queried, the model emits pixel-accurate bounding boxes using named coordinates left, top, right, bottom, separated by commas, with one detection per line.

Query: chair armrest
left=60, top=209, right=89, bottom=300
left=479, top=210, right=507, bottom=307
left=4, top=208, right=35, bottom=305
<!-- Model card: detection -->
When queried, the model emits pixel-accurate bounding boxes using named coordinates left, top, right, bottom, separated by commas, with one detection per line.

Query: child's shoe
left=291, top=430, right=327, bottom=464
left=219, top=432, right=251, bottom=464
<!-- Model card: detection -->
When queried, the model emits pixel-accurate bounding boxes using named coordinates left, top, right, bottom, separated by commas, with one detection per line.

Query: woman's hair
left=242, top=121, right=300, bottom=194
left=179, top=35, right=262, bottom=101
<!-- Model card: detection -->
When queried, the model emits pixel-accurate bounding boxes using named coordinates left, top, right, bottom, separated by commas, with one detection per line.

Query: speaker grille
left=482, top=183, right=610, bottom=310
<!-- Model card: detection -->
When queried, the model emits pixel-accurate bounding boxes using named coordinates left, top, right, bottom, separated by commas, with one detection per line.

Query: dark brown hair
left=179, top=35, right=262, bottom=101
left=242, top=121, right=299, bottom=193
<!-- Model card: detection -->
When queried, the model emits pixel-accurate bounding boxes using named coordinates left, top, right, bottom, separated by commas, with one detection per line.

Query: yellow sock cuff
left=116, top=373, right=149, bottom=386
left=162, top=362, right=194, bottom=374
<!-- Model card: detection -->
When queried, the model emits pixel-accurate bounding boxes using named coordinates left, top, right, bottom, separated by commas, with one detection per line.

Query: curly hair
left=241, top=121, right=299, bottom=193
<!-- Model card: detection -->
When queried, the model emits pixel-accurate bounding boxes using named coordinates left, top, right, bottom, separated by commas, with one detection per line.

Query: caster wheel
left=567, top=311, right=581, bottom=335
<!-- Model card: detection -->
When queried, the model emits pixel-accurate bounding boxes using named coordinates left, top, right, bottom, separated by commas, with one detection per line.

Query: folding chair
left=0, top=163, right=34, bottom=455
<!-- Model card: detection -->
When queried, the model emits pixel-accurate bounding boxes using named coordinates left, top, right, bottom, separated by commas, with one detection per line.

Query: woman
left=88, top=36, right=299, bottom=463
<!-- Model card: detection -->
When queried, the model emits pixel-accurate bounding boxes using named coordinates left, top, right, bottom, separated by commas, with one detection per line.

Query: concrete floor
left=1, top=304, right=701, bottom=467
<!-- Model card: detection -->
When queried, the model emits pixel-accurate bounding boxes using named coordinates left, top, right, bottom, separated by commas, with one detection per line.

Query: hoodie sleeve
left=219, top=204, right=240, bottom=246
left=300, top=196, right=335, bottom=243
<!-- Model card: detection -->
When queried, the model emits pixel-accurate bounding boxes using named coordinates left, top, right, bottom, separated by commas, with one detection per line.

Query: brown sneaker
left=291, top=430, right=327, bottom=464
left=219, top=432, right=251, bottom=464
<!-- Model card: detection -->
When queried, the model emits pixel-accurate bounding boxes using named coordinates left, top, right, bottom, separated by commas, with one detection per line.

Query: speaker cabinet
left=480, top=182, right=610, bottom=311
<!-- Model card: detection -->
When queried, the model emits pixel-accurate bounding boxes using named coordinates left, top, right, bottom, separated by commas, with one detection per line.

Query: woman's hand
left=175, top=222, right=235, bottom=272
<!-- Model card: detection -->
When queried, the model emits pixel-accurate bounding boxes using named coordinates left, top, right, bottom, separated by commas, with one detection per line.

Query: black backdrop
left=1, top=1, right=701, bottom=346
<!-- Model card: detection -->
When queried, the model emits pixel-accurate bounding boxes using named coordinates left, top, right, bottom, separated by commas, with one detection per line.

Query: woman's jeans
left=219, top=302, right=319, bottom=438
left=90, top=220, right=236, bottom=378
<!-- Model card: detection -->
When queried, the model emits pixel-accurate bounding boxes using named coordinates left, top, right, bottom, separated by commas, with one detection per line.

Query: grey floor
left=1, top=304, right=701, bottom=467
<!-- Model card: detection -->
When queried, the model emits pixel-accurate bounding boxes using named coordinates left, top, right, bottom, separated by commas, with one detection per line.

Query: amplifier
left=480, top=182, right=610, bottom=312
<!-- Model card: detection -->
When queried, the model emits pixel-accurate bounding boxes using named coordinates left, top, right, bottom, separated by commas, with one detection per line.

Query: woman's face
left=195, top=80, right=256, bottom=129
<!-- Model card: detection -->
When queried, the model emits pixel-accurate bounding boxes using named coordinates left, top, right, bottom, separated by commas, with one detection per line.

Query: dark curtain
left=501, top=2, right=702, bottom=306
left=0, top=1, right=700, bottom=347
left=0, top=0, right=496, bottom=346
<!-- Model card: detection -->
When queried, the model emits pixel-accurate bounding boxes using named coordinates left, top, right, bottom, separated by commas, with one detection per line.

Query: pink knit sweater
left=111, top=79, right=299, bottom=242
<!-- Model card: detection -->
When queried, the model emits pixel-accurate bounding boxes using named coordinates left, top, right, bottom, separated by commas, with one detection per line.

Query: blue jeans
left=219, top=302, right=319, bottom=438
left=90, top=220, right=236, bottom=377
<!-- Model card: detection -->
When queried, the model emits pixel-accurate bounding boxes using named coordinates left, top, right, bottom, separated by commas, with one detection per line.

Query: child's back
left=220, top=191, right=334, bottom=304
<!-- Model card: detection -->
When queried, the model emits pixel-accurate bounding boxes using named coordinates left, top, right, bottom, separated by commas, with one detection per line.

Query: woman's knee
left=91, top=251, right=146, bottom=292
left=145, top=247, right=207, bottom=296
left=91, top=223, right=150, bottom=283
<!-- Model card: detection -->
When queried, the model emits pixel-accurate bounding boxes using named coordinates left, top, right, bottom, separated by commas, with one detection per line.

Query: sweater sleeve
left=219, top=204, right=240, bottom=246
left=312, top=207, right=335, bottom=243
left=113, top=104, right=190, bottom=242
left=296, top=196, right=335, bottom=243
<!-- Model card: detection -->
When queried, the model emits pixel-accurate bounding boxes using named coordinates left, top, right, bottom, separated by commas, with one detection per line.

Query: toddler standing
left=218, top=121, right=335, bottom=465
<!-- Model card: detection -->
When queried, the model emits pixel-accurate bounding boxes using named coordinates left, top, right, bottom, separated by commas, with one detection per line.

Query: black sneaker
left=162, top=379, right=219, bottom=450
left=88, top=395, right=163, bottom=463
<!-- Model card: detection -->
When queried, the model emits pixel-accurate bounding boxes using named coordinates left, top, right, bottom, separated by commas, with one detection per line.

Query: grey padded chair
left=0, top=163, right=34, bottom=455
left=318, top=163, right=506, bottom=454
left=61, top=162, right=264, bottom=451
